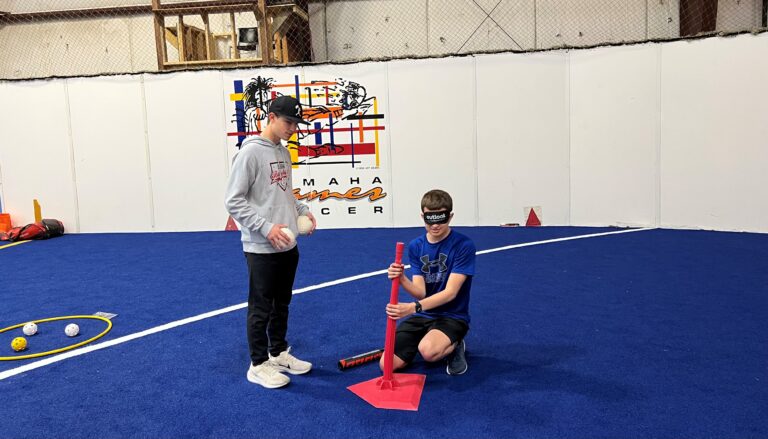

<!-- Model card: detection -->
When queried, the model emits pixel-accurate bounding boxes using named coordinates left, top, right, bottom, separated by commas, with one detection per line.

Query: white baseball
left=65, top=323, right=79, bottom=337
left=297, top=215, right=313, bottom=235
left=23, top=322, right=38, bottom=336
left=280, top=227, right=296, bottom=246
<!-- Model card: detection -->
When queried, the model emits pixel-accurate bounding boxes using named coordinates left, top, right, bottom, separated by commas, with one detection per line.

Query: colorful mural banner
left=225, top=69, right=391, bottom=228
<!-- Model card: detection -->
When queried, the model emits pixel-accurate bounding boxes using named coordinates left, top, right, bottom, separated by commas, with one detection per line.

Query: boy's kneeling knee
left=419, top=348, right=443, bottom=363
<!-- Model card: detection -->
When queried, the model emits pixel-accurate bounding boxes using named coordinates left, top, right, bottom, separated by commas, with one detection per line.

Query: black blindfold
left=423, top=210, right=451, bottom=225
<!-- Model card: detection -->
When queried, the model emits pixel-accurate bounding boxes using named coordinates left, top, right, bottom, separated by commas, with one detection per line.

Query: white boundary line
left=0, top=227, right=652, bottom=381
left=475, top=227, right=652, bottom=255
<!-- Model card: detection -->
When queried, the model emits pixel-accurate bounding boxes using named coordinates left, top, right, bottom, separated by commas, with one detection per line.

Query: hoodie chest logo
left=270, top=161, right=289, bottom=191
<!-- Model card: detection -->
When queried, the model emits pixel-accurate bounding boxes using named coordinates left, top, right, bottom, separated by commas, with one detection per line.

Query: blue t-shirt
left=407, top=230, right=476, bottom=323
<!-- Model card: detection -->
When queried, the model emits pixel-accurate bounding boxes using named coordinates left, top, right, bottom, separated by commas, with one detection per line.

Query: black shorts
left=394, top=316, right=469, bottom=364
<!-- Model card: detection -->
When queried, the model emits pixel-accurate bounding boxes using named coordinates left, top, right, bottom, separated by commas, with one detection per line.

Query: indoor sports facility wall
left=1, top=0, right=765, bottom=80
left=0, top=32, right=766, bottom=233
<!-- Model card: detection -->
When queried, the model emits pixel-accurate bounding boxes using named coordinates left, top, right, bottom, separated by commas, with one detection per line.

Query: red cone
left=526, top=208, right=541, bottom=227
left=225, top=216, right=239, bottom=231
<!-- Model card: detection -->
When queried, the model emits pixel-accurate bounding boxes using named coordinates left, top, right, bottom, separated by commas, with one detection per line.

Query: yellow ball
left=11, top=337, right=27, bottom=352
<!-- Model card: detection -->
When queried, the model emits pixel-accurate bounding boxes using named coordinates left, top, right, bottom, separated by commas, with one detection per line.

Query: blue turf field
left=1, top=227, right=766, bottom=438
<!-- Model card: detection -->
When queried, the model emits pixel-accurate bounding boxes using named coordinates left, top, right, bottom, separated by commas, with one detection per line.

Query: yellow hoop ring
left=0, top=315, right=113, bottom=361
left=0, top=240, right=31, bottom=250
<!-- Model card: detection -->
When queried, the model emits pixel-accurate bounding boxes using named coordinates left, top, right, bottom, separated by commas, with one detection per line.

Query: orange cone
left=0, top=213, right=10, bottom=233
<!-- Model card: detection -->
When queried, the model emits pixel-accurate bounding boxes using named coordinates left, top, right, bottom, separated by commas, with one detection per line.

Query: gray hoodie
left=225, top=135, right=309, bottom=253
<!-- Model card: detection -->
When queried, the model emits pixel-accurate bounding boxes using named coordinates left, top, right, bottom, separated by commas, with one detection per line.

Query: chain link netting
left=0, top=0, right=766, bottom=80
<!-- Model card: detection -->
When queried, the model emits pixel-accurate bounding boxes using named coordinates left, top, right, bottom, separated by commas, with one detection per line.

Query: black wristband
left=414, top=301, right=423, bottom=313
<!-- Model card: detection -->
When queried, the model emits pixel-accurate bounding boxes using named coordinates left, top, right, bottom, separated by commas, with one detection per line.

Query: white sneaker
left=269, top=348, right=312, bottom=375
left=247, top=360, right=290, bottom=388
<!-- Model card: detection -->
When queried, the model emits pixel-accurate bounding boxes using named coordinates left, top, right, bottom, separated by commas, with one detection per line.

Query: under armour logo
left=295, top=104, right=301, bottom=117
left=421, top=254, right=448, bottom=273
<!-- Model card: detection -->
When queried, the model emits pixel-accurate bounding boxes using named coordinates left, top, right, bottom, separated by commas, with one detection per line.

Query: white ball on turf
left=297, top=215, right=313, bottom=235
left=65, top=323, right=79, bottom=337
left=281, top=227, right=296, bottom=246
left=22, top=322, right=38, bottom=336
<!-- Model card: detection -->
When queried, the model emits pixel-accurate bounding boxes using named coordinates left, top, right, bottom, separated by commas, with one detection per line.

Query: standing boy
left=383, top=189, right=476, bottom=375
left=225, top=95, right=317, bottom=388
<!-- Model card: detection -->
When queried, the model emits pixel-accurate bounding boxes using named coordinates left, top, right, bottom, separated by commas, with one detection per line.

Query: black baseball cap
left=269, top=95, right=310, bottom=125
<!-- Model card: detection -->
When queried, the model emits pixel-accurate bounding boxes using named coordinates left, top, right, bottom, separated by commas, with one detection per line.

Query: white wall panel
left=387, top=56, right=477, bottom=227
left=0, top=81, right=78, bottom=228
left=66, top=76, right=152, bottom=232
left=476, top=51, right=570, bottom=226
left=660, top=34, right=768, bottom=232
left=143, top=70, right=229, bottom=232
left=570, top=44, right=659, bottom=227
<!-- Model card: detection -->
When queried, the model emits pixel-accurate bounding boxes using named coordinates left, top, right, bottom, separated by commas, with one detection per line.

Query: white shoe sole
left=247, top=371, right=290, bottom=388
left=271, top=365, right=312, bottom=375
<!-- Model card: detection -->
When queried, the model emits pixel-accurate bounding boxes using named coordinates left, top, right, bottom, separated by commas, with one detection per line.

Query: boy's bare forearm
left=417, top=273, right=466, bottom=310
left=399, top=276, right=426, bottom=299
left=419, top=288, right=458, bottom=310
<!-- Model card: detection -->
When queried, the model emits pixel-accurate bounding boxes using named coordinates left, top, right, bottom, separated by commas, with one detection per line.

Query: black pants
left=245, top=247, right=299, bottom=365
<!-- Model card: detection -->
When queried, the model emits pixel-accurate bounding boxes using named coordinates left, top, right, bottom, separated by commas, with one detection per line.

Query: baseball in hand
left=297, top=216, right=313, bottom=235
left=281, top=227, right=296, bottom=246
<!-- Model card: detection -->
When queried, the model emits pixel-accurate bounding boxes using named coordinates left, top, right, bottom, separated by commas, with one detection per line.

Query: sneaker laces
left=276, top=347, right=299, bottom=365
